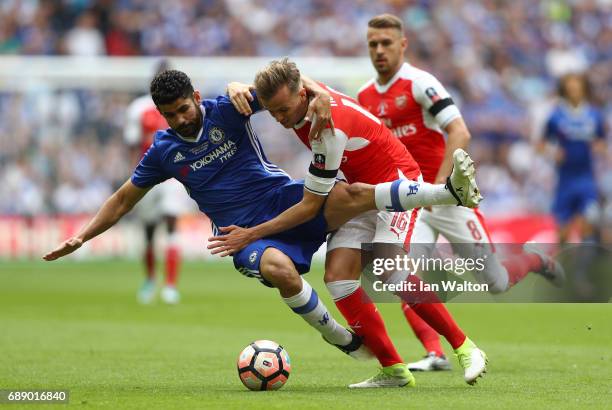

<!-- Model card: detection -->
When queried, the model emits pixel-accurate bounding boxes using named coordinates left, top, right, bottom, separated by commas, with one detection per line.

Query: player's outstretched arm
left=207, top=191, right=326, bottom=257
left=43, top=180, right=149, bottom=261
left=433, top=117, right=471, bottom=184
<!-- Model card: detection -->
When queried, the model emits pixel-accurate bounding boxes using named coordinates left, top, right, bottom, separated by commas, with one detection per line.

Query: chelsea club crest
left=249, top=251, right=258, bottom=265
left=209, top=127, right=225, bottom=144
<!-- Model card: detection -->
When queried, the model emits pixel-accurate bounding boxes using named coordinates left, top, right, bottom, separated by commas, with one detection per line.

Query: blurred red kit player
left=123, top=61, right=193, bottom=305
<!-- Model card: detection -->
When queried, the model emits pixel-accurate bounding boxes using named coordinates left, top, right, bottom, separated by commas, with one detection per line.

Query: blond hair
left=368, top=14, right=404, bottom=32
left=254, top=57, right=301, bottom=101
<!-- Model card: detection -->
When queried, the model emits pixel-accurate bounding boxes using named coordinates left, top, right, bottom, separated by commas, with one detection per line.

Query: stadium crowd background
left=0, top=0, right=610, bottom=231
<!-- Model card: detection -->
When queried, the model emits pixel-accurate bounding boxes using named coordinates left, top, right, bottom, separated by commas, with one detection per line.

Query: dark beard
left=178, top=102, right=203, bottom=138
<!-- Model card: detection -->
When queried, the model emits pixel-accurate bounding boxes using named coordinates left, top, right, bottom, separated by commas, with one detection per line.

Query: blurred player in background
left=358, top=14, right=564, bottom=371
left=541, top=73, right=606, bottom=243
left=124, top=60, right=191, bottom=305
left=539, top=72, right=606, bottom=297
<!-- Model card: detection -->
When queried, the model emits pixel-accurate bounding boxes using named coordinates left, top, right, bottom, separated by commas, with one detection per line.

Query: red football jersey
left=293, top=83, right=420, bottom=196
left=357, top=63, right=461, bottom=183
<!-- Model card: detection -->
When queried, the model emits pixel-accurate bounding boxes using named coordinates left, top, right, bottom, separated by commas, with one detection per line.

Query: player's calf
left=258, top=248, right=359, bottom=355
left=259, top=249, right=303, bottom=297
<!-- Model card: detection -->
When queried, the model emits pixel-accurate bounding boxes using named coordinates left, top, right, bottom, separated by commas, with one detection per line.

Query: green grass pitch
left=1, top=260, right=610, bottom=409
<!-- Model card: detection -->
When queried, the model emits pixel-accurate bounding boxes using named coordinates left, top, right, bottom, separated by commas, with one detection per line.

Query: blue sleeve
left=215, top=91, right=262, bottom=126
left=250, top=90, right=262, bottom=112
left=131, top=138, right=169, bottom=188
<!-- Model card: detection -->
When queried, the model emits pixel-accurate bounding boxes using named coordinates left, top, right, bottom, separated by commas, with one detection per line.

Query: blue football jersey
left=545, top=102, right=605, bottom=178
left=131, top=94, right=293, bottom=230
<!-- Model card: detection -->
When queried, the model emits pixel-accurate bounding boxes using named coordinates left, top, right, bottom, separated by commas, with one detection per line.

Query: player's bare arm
left=207, top=179, right=380, bottom=257
left=433, top=117, right=472, bottom=184
left=592, top=138, right=607, bottom=156
left=43, top=180, right=149, bottom=261
left=208, top=190, right=327, bottom=257
left=226, top=76, right=335, bottom=140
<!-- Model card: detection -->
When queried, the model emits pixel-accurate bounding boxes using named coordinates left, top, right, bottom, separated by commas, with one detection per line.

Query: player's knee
left=165, top=215, right=177, bottom=233
left=324, top=266, right=349, bottom=283
left=324, top=249, right=362, bottom=283
left=345, top=182, right=371, bottom=203
left=476, top=258, right=508, bottom=294
left=260, top=251, right=302, bottom=294
left=488, top=281, right=507, bottom=294
left=482, top=269, right=509, bottom=294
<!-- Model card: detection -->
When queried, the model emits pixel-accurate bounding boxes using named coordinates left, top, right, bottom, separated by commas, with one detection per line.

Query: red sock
left=409, top=303, right=466, bottom=350
left=165, top=246, right=180, bottom=286
left=335, top=287, right=403, bottom=367
left=396, top=275, right=466, bottom=349
left=401, top=302, right=444, bottom=356
left=144, top=245, right=155, bottom=280
left=502, top=253, right=542, bottom=287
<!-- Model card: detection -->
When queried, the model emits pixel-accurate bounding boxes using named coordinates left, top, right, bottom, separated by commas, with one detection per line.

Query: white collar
left=560, top=100, right=586, bottom=115
left=294, top=117, right=310, bottom=130
left=374, top=62, right=408, bottom=94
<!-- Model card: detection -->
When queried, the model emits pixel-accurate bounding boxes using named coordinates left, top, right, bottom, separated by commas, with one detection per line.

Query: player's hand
left=226, top=82, right=254, bottom=116
left=306, top=93, right=335, bottom=141
left=207, top=225, right=256, bottom=257
left=42, top=237, right=83, bottom=261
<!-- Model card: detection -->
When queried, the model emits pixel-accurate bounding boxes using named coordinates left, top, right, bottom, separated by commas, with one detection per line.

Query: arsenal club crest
left=395, top=94, right=407, bottom=109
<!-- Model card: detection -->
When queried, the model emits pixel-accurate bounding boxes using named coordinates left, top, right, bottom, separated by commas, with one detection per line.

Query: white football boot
left=407, top=352, right=452, bottom=371
left=137, top=279, right=156, bottom=304
left=446, top=149, right=483, bottom=208
left=454, top=337, right=488, bottom=385
left=348, top=364, right=416, bottom=389
left=161, top=285, right=181, bottom=305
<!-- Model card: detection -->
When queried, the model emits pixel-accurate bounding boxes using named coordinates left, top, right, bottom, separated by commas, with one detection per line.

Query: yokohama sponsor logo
left=189, top=140, right=237, bottom=170
left=391, top=123, right=417, bottom=138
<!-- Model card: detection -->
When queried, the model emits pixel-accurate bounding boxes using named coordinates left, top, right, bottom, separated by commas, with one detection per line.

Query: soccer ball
left=237, top=340, right=291, bottom=391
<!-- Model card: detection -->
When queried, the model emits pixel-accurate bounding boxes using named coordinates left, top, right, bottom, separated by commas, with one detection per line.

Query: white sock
left=326, top=280, right=360, bottom=301
left=283, top=277, right=352, bottom=345
left=375, top=180, right=455, bottom=211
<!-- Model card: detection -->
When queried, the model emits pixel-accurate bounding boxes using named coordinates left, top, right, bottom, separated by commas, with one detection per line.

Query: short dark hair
left=558, top=72, right=590, bottom=100
left=150, top=69, right=194, bottom=106
left=368, top=14, right=404, bottom=32
left=254, top=57, right=301, bottom=101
